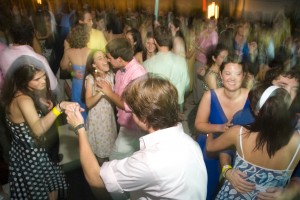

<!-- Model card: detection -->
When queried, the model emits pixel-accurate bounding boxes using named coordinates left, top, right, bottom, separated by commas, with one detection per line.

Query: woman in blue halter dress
left=60, top=24, right=91, bottom=122
left=195, top=60, right=253, bottom=200
left=71, top=65, right=87, bottom=120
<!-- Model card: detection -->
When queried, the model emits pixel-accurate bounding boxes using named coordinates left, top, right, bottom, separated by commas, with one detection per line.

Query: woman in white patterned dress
left=84, top=50, right=117, bottom=164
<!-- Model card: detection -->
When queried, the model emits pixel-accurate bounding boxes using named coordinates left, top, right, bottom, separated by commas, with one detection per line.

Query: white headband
left=257, top=85, right=280, bottom=110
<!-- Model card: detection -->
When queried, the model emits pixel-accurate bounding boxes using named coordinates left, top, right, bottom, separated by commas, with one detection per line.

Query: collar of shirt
left=119, top=57, right=139, bottom=73
left=139, top=123, right=184, bottom=150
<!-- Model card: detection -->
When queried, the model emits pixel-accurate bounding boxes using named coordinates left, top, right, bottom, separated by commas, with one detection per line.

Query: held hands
left=226, top=169, right=255, bottom=193
left=64, top=103, right=85, bottom=129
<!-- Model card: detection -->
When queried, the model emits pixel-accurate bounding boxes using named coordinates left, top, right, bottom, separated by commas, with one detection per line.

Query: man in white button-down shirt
left=65, top=76, right=207, bottom=200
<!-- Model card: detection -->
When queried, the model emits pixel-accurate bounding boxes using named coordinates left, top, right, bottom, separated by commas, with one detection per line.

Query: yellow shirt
left=87, top=28, right=107, bottom=52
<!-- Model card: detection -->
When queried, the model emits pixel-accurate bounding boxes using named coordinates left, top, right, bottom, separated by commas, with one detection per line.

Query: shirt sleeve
left=100, top=152, right=155, bottom=193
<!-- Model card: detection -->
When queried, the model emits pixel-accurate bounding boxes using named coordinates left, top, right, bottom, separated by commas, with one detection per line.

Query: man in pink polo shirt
left=98, top=38, right=147, bottom=161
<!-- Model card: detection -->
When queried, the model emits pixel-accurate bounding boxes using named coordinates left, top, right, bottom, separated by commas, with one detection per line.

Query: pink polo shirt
left=196, top=30, right=218, bottom=64
left=114, top=58, right=147, bottom=130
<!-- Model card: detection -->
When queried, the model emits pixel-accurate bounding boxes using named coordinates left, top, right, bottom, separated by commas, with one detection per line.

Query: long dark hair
left=247, top=83, right=294, bottom=157
left=126, top=28, right=143, bottom=54
left=1, top=64, right=52, bottom=114
left=81, top=49, right=98, bottom=103
left=142, top=31, right=157, bottom=61
left=206, top=43, right=229, bottom=68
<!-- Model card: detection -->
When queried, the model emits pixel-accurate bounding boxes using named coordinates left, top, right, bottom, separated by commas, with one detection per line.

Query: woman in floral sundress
left=83, top=50, right=117, bottom=164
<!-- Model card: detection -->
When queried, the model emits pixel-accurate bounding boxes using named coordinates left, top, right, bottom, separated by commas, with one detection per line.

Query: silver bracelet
left=74, top=123, right=85, bottom=135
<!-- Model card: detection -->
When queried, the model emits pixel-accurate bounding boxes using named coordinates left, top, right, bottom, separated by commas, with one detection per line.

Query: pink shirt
left=0, top=45, right=57, bottom=91
left=114, top=58, right=147, bottom=130
left=196, top=30, right=218, bottom=64
left=0, top=42, right=7, bottom=90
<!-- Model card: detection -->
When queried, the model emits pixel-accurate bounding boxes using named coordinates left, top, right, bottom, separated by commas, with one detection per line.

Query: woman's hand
left=226, top=169, right=255, bottom=193
left=58, top=101, right=85, bottom=113
left=65, top=103, right=84, bottom=128
left=222, top=120, right=233, bottom=132
left=196, top=65, right=206, bottom=77
left=98, top=80, right=113, bottom=95
left=40, top=98, right=53, bottom=111
left=73, top=70, right=84, bottom=80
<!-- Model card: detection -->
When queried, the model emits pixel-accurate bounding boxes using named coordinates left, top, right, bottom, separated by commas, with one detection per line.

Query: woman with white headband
left=206, top=83, right=300, bottom=199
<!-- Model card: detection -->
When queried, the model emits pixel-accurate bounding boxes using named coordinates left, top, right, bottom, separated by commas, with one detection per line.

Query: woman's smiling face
left=93, top=51, right=110, bottom=73
left=221, top=63, right=244, bottom=91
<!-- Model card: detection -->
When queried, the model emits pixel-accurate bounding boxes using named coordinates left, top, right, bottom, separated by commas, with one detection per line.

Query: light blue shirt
left=143, top=51, right=190, bottom=105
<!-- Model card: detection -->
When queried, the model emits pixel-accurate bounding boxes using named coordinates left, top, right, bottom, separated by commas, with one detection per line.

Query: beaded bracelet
left=74, top=123, right=85, bottom=135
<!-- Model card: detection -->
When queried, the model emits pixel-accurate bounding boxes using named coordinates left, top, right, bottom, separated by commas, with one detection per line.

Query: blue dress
left=72, top=65, right=87, bottom=121
left=196, top=90, right=254, bottom=200
left=216, top=128, right=300, bottom=200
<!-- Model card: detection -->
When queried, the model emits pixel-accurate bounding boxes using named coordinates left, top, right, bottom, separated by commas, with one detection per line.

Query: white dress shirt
left=100, top=123, right=207, bottom=200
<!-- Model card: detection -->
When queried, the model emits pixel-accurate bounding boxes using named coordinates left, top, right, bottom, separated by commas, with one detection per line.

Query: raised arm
left=18, top=95, right=76, bottom=137
left=205, top=72, right=218, bottom=90
left=98, top=80, right=124, bottom=110
left=85, top=76, right=104, bottom=109
left=206, top=125, right=256, bottom=193
left=205, top=125, right=239, bottom=152
left=65, top=104, right=104, bottom=189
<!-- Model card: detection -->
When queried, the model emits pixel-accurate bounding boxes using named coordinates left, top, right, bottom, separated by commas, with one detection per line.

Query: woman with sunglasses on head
left=1, top=56, right=79, bottom=200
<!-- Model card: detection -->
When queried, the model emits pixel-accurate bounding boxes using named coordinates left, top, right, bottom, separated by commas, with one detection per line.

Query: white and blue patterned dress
left=216, top=128, right=300, bottom=200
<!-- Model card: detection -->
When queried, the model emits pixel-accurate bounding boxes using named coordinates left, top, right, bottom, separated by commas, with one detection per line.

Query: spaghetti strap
left=286, top=130, right=300, bottom=170
left=239, top=126, right=245, bottom=159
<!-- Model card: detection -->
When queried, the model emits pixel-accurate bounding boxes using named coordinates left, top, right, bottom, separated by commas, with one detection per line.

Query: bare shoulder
left=229, top=125, right=243, bottom=134
left=293, top=129, right=300, bottom=140
left=241, top=88, right=250, bottom=95
left=15, top=94, right=32, bottom=102
left=214, top=88, right=224, bottom=97
left=15, top=94, right=33, bottom=107
left=202, top=90, right=211, bottom=100
left=214, top=87, right=223, bottom=93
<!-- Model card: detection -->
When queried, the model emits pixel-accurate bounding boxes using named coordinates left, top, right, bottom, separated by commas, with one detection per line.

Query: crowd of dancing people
left=0, top=1, right=300, bottom=200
